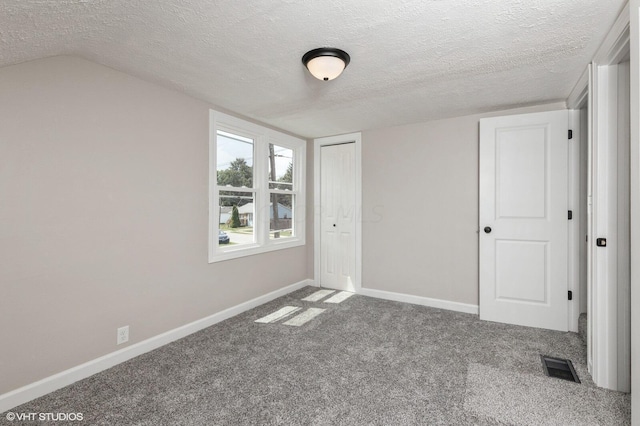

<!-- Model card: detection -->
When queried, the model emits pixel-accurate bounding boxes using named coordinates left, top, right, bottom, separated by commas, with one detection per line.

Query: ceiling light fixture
left=302, top=47, right=351, bottom=81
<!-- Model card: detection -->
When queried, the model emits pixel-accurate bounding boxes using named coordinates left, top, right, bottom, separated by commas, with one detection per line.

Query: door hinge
left=568, top=130, right=573, bottom=139
left=568, top=291, right=573, bottom=301
left=568, top=210, right=573, bottom=220
left=596, top=238, right=607, bottom=247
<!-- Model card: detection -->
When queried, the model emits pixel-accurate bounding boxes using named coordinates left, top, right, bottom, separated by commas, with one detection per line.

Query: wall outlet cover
left=117, top=326, right=129, bottom=345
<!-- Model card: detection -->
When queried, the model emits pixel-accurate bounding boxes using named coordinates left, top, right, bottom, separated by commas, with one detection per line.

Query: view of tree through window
left=210, top=110, right=305, bottom=262
left=217, top=131, right=253, bottom=204
left=269, top=144, right=294, bottom=239
left=217, top=131, right=255, bottom=246
left=217, top=158, right=253, bottom=189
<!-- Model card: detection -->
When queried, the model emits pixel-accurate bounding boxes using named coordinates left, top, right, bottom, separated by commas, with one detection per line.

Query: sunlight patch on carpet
left=283, top=308, right=326, bottom=326
left=302, top=289, right=335, bottom=302
left=324, top=291, right=354, bottom=304
left=255, top=306, right=301, bottom=323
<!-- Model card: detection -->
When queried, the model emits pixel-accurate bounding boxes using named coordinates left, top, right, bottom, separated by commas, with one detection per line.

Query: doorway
left=568, top=30, right=631, bottom=391
left=314, top=133, right=362, bottom=292
left=588, top=59, right=631, bottom=392
left=479, top=110, right=569, bottom=331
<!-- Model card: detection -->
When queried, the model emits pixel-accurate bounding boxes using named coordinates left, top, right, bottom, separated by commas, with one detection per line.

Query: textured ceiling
left=0, top=0, right=627, bottom=138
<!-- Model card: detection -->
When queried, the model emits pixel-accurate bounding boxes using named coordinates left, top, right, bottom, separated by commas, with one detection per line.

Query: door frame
left=568, top=109, right=582, bottom=334
left=629, top=0, right=639, bottom=419
left=313, top=132, right=362, bottom=291
left=567, top=4, right=631, bottom=392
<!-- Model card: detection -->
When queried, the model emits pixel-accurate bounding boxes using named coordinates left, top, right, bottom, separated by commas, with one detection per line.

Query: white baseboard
left=0, top=279, right=311, bottom=413
left=358, top=287, right=479, bottom=315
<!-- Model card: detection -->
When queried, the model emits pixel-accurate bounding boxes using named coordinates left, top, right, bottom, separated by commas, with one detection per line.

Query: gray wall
left=361, top=102, right=566, bottom=305
left=0, top=56, right=311, bottom=394
left=0, top=54, right=568, bottom=395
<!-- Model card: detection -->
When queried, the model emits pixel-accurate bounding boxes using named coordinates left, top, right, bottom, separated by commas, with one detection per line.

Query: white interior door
left=320, top=143, right=356, bottom=291
left=479, top=110, right=569, bottom=331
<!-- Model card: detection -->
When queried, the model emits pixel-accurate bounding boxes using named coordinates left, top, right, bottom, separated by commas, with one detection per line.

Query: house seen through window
left=210, top=111, right=305, bottom=262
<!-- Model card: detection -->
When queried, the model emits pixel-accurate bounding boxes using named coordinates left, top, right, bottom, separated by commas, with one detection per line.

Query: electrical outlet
left=117, top=326, right=129, bottom=345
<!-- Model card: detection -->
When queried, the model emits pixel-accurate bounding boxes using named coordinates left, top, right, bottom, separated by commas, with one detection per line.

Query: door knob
left=333, top=224, right=336, bottom=227
left=484, top=226, right=492, bottom=234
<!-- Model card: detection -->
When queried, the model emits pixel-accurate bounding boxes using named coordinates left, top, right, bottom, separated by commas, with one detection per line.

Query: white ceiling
left=0, top=0, right=627, bottom=138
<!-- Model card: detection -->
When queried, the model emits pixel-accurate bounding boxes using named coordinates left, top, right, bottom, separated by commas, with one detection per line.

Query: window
left=209, top=111, right=306, bottom=262
left=268, top=144, right=294, bottom=240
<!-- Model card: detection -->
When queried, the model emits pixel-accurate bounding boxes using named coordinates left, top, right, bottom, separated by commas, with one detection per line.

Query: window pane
left=268, top=144, right=293, bottom=190
left=217, top=131, right=254, bottom=188
left=269, top=193, right=293, bottom=240
left=219, top=191, right=254, bottom=247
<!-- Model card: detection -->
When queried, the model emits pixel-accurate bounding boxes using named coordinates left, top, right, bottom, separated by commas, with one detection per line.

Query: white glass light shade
left=305, top=55, right=347, bottom=81
left=302, top=48, right=350, bottom=81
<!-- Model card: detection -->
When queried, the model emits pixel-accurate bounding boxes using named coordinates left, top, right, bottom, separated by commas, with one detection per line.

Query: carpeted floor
left=3, top=287, right=631, bottom=425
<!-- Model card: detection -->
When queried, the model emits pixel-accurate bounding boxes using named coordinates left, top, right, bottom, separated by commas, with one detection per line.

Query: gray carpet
left=2, top=287, right=631, bottom=425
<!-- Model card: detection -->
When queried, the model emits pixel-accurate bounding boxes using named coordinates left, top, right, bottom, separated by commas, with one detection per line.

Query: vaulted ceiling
left=0, top=0, right=627, bottom=138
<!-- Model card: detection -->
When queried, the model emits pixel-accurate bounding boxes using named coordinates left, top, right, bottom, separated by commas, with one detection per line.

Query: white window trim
left=209, top=110, right=306, bottom=263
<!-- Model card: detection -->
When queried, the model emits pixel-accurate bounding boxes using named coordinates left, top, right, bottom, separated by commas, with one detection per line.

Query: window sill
left=208, top=238, right=305, bottom=263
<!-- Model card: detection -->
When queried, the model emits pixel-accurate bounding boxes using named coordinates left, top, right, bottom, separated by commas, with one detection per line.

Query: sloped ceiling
left=0, top=0, right=627, bottom=138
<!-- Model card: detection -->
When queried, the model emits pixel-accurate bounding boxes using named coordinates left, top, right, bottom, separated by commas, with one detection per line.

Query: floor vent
left=541, top=355, right=581, bottom=383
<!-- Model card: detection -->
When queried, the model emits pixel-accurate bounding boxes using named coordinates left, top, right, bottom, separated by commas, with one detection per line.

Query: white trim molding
left=565, top=1, right=633, bottom=393
left=313, top=132, right=363, bottom=291
left=568, top=109, right=582, bottom=333
left=358, top=288, right=479, bottom=315
left=568, top=68, right=590, bottom=109
left=592, top=3, right=630, bottom=66
left=568, top=3, right=629, bottom=109
left=0, top=279, right=312, bottom=413
left=587, top=5, right=632, bottom=392
left=628, top=0, right=639, bottom=420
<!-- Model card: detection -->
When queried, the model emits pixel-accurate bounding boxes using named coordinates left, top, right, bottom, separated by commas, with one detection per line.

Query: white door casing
left=314, top=132, right=362, bottom=292
left=479, top=110, right=569, bottom=332
left=313, top=133, right=362, bottom=292
left=629, top=0, right=639, bottom=419
left=565, top=1, right=633, bottom=396
left=320, top=143, right=357, bottom=291
left=590, top=61, right=632, bottom=392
